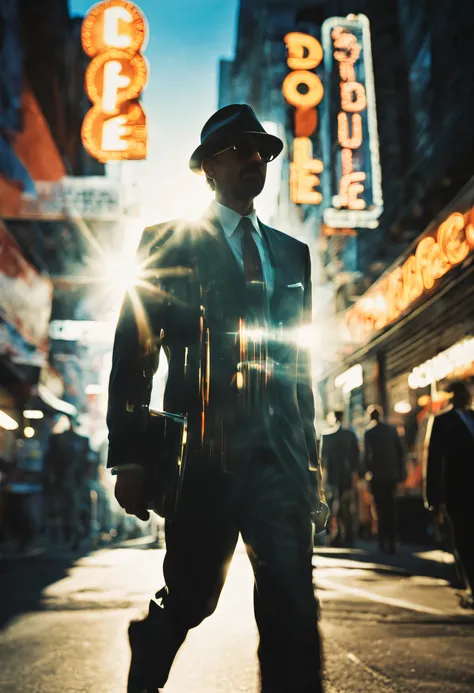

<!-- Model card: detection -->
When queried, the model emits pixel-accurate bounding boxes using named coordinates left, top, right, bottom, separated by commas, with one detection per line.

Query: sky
left=69, top=0, right=239, bottom=224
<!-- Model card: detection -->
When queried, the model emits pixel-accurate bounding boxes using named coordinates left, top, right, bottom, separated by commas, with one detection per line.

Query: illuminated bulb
left=24, top=426, right=35, bottom=438
left=394, top=401, right=411, bottom=415
left=23, top=410, right=44, bottom=420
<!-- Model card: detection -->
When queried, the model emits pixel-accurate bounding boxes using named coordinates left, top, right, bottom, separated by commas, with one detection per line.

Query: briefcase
left=143, top=409, right=188, bottom=521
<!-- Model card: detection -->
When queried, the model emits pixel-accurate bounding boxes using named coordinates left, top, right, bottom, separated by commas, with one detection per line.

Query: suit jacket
left=45, top=430, right=88, bottom=492
left=364, top=421, right=405, bottom=483
left=320, top=425, right=360, bottom=488
left=425, top=407, right=474, bottom=511
left=106, top=212, right=320, bottom=506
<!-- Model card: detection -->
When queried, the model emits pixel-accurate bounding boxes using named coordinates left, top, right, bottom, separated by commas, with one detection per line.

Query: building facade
left=0, top=0, right=123, bottom=549
left=220, top=0, right=474, bottom=537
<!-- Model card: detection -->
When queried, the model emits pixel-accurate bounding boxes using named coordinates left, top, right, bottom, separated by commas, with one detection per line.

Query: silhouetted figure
left=45, top=417, right=88, bottom=550
left=108, top=105, right=324, bottom=693
left=426, top=381, right=474, bottom=605
left=364, top=405, right=406, bottom=553
left=320, top=410, right=360, bottom=546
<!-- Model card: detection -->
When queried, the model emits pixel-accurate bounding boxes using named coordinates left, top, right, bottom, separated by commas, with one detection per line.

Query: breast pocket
left=273, top=282, right=305, bottom=326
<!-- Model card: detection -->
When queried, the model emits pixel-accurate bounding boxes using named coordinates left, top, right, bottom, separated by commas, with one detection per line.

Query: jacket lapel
left=258, top=221, right=297, bottom=319
left=196, top=211, right=246, bottom=317
left=195, top=213, right=301, bottom=323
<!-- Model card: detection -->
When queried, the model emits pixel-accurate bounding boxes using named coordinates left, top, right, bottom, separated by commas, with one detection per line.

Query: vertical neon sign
left=81, top=0, right=148, bottom=162
left=282, top=33, right=324, bottom=205
left=321, top=15, right=382, bottom=229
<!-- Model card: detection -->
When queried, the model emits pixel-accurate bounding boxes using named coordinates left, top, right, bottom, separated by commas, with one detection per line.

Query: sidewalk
left=0, top=532, right=160, bottom=563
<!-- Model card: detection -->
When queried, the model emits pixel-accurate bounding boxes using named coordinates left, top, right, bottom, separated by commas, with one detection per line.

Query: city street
left=1, top=2, right=474, bottom=692
left=1, top=539, right=473, bottom=693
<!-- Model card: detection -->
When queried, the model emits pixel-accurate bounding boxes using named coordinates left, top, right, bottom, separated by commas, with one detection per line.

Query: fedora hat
left=189, top=104, right=283, bottom=174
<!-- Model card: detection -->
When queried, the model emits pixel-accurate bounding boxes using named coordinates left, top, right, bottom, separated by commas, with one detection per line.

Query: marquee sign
left=81, top=0, right=148, bottom=162
left=282, top=32, right=324, bottom=205
left=408, top=337, right=474, bottom=390
left=346, top=206, right=474, bottom=344
left=321, top=14, right=382, bottom=228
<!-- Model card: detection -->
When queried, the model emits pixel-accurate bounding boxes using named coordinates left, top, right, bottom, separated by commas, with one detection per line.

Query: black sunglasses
left=212, top=139, right=276, bottom=163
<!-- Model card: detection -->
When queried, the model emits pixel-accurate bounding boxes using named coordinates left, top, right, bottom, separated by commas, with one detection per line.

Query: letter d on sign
left=285, top=32, right=323, bottom=70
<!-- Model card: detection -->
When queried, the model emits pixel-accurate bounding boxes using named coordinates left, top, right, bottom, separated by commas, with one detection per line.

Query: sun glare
left=102, top=253, right=140, bottom=293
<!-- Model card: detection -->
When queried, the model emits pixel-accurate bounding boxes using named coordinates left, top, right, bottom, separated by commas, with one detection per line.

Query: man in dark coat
left=426, top=381, right=474, bottom=605
left=107, top=105, right=324, bottom=693
left=320, top=410, right=360, bottom=545
left=45, top=416, right=88, bottom=549
left=364, top=405, right=406, bottom=553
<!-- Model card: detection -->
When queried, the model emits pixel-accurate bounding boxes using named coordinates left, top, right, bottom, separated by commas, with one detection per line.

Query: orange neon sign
left=81, top=0, right=148, bottom=162
left=346, top=207, right=474, bottom=341
left=282, top=33, right=324, bottom=205
left=331, top=26, right=367, bottom=211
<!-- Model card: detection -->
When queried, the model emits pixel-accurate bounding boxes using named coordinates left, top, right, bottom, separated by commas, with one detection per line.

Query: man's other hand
left=432, top=502, right=447, bottom=523
left=114, top=468, right=149, bottom=521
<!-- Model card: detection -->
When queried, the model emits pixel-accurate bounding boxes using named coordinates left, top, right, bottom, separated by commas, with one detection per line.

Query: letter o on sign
left=282, top=70, right=324, bottom=109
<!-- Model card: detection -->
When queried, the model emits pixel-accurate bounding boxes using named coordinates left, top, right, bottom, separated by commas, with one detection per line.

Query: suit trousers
left=371, top=480, right=398, bottom=551
left=141, top=448, right=323, bottom=693
left=448, top=502, right=474, bottom=595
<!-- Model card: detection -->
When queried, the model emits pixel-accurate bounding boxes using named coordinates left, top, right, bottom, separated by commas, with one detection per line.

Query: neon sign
left=81, top=0, right=148, bottom=162
left=335, top=364, right=363, bottom=393
left=321, top=15, right=382, bottom=228
left=408, top=337, right=474, bottom=389
left=346, top=206, right=474, bottom=343
left=282, top=33, right=324, bottom=205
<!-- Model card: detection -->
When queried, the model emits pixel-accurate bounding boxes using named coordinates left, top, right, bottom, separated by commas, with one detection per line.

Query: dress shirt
left=455, top=409, right=474, bottom=438
left=210, top=200, right=275, bottom=296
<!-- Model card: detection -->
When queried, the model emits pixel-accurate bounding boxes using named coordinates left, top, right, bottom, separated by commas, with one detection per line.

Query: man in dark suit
left=364, top=405, right=406, bottom=553
left=320, top=410, right=360, bottom=545
left=426, top=381, right=474, bottom=605
left=45, top=416, right=88, bottom=550
left=107, top=105, right=324, bottom=693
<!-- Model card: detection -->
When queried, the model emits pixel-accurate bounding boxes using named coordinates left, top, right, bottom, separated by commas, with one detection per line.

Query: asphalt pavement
left=1, top=538, right=473, bottom=693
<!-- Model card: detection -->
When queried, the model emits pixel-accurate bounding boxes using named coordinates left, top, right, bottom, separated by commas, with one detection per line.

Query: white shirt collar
left=210, top=200, right=261, bottom=239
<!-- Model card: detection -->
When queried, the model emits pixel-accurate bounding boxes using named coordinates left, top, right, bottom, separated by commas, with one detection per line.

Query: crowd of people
left=319, top=383, right=474, bottom=609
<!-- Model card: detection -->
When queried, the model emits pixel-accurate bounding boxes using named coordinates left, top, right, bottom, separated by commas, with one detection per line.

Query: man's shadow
left=0, top=552, right=82, bottom=630
left=312, top=540, right=459, bottom=583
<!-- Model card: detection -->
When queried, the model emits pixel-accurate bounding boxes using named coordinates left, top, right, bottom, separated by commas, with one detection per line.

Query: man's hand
left=432, top=502, right=447, bottom=523
left=114, top=468, right=149, bottom=521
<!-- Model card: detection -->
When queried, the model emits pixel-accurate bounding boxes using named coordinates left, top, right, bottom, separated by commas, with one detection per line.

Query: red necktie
left=236, top=217, right=269, bottom=409
left=239, top=216, right=264, bottom=284
left=238, top=217, right=266, bottom=320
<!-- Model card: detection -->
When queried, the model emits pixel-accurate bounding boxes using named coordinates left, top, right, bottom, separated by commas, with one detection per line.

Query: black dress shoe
left=127, top=594, right=188, bottom=692
left=127, top=618, right=161, bottom=693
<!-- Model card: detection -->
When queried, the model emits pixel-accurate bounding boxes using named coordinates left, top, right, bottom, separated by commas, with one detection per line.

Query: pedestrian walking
left=425, top=381, right=474, bottom=607
left=45, top=416, right=88, bottom=549
left=107, top=104, right=325, bottom=693
left=320, top=410, right=360, bottom=546
left=364, top=405, right=406, bottom=554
